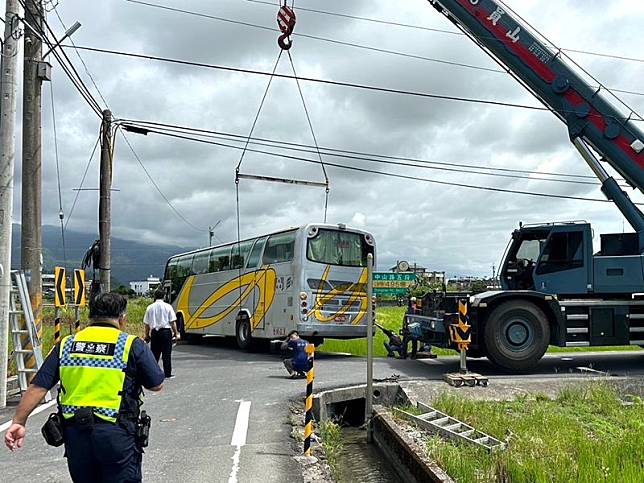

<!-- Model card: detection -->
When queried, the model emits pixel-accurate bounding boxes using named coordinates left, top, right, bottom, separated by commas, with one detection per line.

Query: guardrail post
left=303, top=343, right=315, bottom=457
left=457, top=299, right=471, bottom=374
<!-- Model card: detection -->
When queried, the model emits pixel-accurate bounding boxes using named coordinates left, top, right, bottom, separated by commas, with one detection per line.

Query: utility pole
left=208, top=220, right=221, bottom=247
left=0, top=0, right=23, bottom=409
left=21, top=0, right=47, bottom=344
left=99, top=110, right=113, bottom=292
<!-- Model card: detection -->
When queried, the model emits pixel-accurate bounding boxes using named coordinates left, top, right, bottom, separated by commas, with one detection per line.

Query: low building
left=129, top=275, right=161, bottom=296
left=390, top=261, right=445, bottom=285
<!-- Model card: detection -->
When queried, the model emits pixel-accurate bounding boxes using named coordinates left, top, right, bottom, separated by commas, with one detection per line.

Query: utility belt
left=42, top=408, right=152, bottom=448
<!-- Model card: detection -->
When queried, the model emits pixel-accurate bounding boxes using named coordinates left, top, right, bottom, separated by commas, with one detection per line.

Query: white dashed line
left=228, top=400, right=251, bottom=483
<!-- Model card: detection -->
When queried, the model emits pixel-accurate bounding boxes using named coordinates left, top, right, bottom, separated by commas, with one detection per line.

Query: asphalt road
left=0, top=340, right=642, bottom=482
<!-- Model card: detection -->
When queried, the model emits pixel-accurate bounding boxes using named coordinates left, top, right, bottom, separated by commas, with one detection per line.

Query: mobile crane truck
left=410, top=0, right=644, bottom=371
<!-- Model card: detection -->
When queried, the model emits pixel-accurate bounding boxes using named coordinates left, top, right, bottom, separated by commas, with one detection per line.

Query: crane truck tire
left=483, top=300, right=549, bottom=372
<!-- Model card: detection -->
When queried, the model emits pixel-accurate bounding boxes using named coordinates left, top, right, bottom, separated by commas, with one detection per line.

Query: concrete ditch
left=312, top=383, right=453, bottom=483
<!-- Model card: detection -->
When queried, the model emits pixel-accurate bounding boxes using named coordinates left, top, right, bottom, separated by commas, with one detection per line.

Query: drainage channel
left=326, top=397, right=404, bottom=483
left=335, top=427, right=404, bottom=483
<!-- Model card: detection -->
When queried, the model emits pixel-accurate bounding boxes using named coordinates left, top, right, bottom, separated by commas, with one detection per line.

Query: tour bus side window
left=207, top=247, right=217, bottom=272
left=210, top=246, right=231, bottom=272
left=175, top=254, right=193, bottom=287
left=164, top=258, right=177, bottom=282
left=192, top=250, right=210, bottom=275
left=246, top=237, right=267, bottom=268
left=232, top=240, right=254, bottom=269
left=263, top=231, right=297, bottom=264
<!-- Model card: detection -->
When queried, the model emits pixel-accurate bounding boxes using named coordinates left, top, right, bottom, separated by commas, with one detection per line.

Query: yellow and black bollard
left=54, top=314, right=62, bottom=345
left=303, top=343, right=315, bottom=457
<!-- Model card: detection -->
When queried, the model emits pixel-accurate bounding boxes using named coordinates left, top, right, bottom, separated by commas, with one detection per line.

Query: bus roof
left=166, top=223, right=374, bottom=261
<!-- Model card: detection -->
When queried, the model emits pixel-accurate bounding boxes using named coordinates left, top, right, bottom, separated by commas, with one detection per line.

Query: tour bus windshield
left=307, top=229, right=372, bottom=267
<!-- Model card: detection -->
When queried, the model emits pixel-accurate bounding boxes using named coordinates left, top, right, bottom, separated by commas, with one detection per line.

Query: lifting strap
left=234, top=1, right=330, bottom=319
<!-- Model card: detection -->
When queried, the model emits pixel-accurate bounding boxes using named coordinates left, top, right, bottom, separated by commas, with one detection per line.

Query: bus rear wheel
left=484, top=300, right=549, bottom=372
left=236, top=317, right=252, bottom=350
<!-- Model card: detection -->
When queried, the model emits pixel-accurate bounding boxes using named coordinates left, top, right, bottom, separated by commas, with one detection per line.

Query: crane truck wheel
left=484, top=300, right=549, bottom=372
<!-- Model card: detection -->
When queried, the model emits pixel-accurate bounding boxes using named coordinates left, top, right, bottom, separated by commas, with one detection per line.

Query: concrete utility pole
left=0, top=0, right=23, bottom=409
left=99, top=110, right=113, bottom=292
left=21, top=0, right=47, bottom=343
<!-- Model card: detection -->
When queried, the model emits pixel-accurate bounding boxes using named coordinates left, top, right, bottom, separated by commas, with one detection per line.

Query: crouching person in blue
left=281, top=330, right=312, bottom=378
left=4, top=292, right=165, bottom=483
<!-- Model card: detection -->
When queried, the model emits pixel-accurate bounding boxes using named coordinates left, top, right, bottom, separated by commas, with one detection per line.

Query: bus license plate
left=334, top=315, right=347, bottom=323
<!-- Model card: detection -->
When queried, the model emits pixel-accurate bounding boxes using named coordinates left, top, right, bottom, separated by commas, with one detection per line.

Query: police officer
left=4, top=292, right=165, bottom=482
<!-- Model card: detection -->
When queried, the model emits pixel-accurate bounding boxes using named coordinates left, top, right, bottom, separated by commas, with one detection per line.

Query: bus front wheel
left=236, top=317, right=252, bottom=350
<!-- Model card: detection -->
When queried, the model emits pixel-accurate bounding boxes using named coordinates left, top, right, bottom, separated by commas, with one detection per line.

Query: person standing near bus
left=144, top=289, right=180, bottom=379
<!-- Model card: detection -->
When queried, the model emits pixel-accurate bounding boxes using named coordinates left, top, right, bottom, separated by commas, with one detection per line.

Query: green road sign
left=373, top=272, right=416, bottom=295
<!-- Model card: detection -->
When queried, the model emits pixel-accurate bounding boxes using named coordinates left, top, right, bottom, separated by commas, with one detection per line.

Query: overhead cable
left=245, top=0, right=644, bottom=65
left=119, top=130, right=206, bottom=232
left=68, top=44, right=622, bottom=118
left=119, top=118, right=631, bottom=182
left=120, top=120, right=632, bottom=188
left=123, top=0, right=644, bottom=99
left=128, top=126, right=644, bottom=207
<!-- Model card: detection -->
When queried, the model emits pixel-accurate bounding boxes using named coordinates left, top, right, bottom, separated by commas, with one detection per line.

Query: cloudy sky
left=14, top=0, right=644, bottom=276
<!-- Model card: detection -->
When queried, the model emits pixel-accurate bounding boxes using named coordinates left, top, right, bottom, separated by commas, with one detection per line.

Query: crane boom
left=428, top=0, right=644, bottom=231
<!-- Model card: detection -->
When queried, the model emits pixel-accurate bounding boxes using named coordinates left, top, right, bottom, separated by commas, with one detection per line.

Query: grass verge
left=319, top=420, right=344, bottom=479
left=319, top=306, right=641, bottom=357
left=421, top=383, right=644, bottom=482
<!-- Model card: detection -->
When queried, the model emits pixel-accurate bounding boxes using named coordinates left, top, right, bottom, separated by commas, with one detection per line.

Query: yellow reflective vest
left=59, top=325, right=136, bottom=423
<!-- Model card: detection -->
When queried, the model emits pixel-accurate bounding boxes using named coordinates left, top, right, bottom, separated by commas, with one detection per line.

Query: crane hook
left=277, top=4, right=296, bottom=51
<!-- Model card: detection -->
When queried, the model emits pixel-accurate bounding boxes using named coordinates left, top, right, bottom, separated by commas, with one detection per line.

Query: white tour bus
left=162, top=224, right=376, bottom=348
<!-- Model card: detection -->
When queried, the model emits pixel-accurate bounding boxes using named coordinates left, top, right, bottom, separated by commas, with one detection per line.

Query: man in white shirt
left=144, top=289, right=180, bottom=379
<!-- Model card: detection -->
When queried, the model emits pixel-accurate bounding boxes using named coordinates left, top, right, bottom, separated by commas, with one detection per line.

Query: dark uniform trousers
left=150, top=327, right=173, bottom=377
left=64, top=420, right=142, bottom=483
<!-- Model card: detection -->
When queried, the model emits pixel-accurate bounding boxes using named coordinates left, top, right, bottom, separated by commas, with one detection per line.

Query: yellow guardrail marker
left=449, top=299, right=471, bottom=374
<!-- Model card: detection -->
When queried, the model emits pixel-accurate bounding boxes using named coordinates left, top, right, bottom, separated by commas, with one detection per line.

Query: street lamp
left=42, top=20, right=81, bottom=59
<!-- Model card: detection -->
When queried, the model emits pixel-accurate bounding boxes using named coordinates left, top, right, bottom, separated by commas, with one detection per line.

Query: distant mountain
left=10, top=224, right=192, bottom=286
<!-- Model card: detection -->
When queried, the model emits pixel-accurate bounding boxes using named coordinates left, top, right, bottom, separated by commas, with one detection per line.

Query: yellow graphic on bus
left=312, top=266, right=368, bottom=325
left=177, top=266, right=277, bottom=330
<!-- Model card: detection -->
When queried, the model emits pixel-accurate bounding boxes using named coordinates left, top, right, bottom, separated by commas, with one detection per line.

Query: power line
left=118, top=130, right=206, bottom=232
left=52, top=8, right=110, bottom=110
left=121, top=118, right=638, bottom=185
left=128, top=125, right=643, bottom=206
left=246, top=0, right=644, bottom=65
left=49, top=78, right=67, bottom=270
left=17, top=1, right=102, bottom=116
left=123, top=0, right=644, bottom=99
left=44, top=9, right=206, bottom=237
left=121, top=119, right=631, bottom=188
left=68, top=43, right=607, bottom=116
left=65, top=135, right=101, bottom=230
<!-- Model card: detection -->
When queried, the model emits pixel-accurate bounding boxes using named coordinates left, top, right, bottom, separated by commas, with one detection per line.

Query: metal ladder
left=9, top=271, right=51, bottom=402
left=396, top=401, right=505, bottom=452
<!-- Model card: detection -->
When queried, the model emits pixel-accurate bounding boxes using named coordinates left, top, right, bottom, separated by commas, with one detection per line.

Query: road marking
left=228, top=400, right=251, bottom=483
left=0, top=399, right=57, bottom=433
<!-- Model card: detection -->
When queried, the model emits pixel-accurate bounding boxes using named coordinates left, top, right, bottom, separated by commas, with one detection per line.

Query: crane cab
left=501, top=222, right=644, bottom=297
